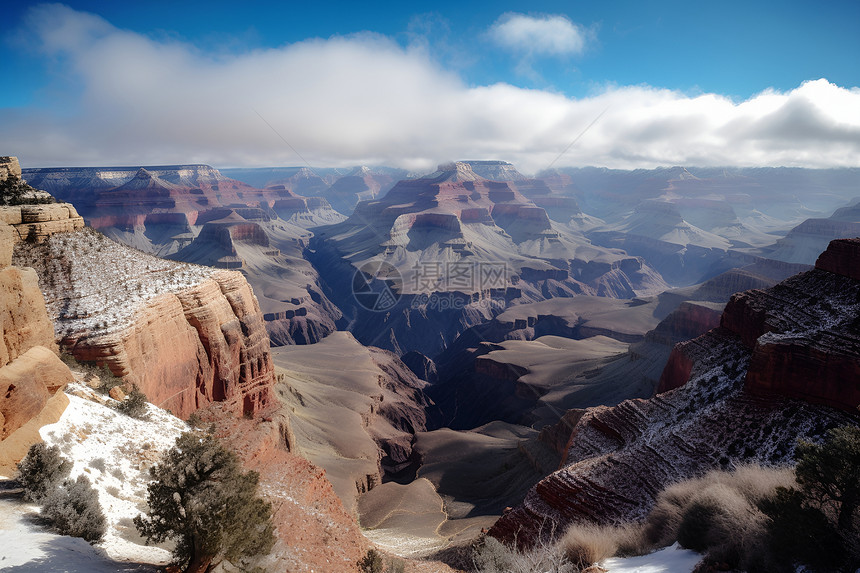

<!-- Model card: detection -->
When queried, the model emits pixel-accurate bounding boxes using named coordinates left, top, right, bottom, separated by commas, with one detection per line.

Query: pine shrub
left=42, top=474, right=107, bottom=542
left=134, top=431, right=275, bottom=572
left=115, top=384, right=149, bottom=419
left=16, top=443, right=72, bottom=502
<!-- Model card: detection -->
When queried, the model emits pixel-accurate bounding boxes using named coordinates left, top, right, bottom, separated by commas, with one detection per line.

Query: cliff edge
left=13, top=227, right=275, bottom=419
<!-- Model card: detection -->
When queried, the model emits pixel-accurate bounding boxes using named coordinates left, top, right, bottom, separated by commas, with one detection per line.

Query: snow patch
left=604, top=543, right=701, bottom=572
left=33, top=383, right=188, bottom=564
left=13, top=228, right=215, bottom=338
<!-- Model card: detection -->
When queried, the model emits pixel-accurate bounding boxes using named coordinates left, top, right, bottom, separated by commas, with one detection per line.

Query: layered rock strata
left=0, top=220, right=73, bottom=473
left=13, top=228, right=275, bottom=419
left=489, top=238, right=860, bottom=548
left=0, top=203, right=85, bottom=242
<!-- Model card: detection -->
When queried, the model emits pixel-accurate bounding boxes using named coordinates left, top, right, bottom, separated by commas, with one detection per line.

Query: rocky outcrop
left=721, top=239, right=860, bottom=411
left=490, top=326, right=855, bottom=547
left=0, top=157, right=21, bottom=182
left=0, top=219, right=73, bottom=473
left=63, top=271, right=275, bottom=419
left=0, top=263, right=57, bottom=365
left=490, top=239, right=860, bottom=547
left=0, top=346, right=74, bottom=439
left=0, top=203, right=85, bottom=243
left=13, top=228, right=275, bottom=420
left=815, top=236, right=860, bottom=280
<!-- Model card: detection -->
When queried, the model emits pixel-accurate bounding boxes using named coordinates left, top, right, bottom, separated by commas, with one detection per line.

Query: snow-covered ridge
left=13, top=227, right=215, bottom=338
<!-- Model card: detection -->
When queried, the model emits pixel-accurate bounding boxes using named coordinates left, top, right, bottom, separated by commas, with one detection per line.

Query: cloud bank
left=2, top=4, right=859, bottom=173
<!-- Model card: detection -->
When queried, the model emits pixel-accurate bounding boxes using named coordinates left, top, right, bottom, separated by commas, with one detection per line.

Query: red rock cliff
left=490, top=238, right=860, bottom=548
left=0, top=215, right=74, bottom=473
left=64, top=270, right=274, bottom=419
left=13, top=228, right=275, bottom=420
left=733, top=238, right=860, bottom=411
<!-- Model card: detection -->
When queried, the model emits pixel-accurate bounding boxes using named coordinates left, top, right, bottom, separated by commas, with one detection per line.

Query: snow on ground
left=12, top=228, right=215, bottom=337
left=0, top=497, right=158, bottom=572
left=604, top=543, right=702, bottom=573
left=0, top=382, right=188, bottom=568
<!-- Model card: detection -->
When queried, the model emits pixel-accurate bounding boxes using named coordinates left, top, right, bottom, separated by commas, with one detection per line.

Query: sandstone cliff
left=725, top=238, right=860, bottom=411
left=13, top=227, right=275, bottom=419
left=0, top=216, right=74, bottom=474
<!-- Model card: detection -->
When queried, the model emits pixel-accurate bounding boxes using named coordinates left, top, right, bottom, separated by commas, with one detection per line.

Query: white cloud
left=488, top=13, right=590, bottom=56
left=2, top=5, right=859, bottom=173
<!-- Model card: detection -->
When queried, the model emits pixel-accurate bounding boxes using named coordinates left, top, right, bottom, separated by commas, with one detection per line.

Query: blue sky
left=2, top=1, right=859, bottom=171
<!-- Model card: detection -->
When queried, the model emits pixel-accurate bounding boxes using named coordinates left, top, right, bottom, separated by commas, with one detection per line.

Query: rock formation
left=22, top=163, right=343, bottom=254
left=271, top=332, right=432, bottom=512
left=0, top=203, right=85, bottom=242
left=0, top=156, right=21, bottom=182
left=23, top=164, right=345, bottom=346
left=0, top=213, right=74, bottom=474
left=13, top=227, right=275, bottom=419
left=488, top=237, right=860, bottom=548
left=310, top=162, right=668, bottom=357
left=169, top=208, right=344, bottom=345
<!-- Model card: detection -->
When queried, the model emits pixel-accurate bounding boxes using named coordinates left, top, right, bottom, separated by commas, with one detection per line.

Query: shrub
left=757, top=425, right=860, bottom=571
left=643, top=464, right=793, bottom=550
left=559, top=523, right=620, bottom=567
left=97, top=364, right=124, bottom=395
left=0, top=174, right=53, bottom=206
left=642, top=465, right=792, bottom=570
left=795, top=425, right=860, bottom=532
left=759, top=487, right=844, bottom=571
left=134, top=431, right=275, bottom=573
left=472, top=536, right=575, bottom=573
left=16, top=443, right=72, bottom=502
left=358, top=549, right=384, bottom=573
left=356, top=550, right=407, bottom=573
left=115, top=385, right=149, bottom=419
left=41, top=474, right=107, bottom=542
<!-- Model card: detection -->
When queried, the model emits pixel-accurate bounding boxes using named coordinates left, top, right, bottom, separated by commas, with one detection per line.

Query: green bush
left=41, top=474, right=107, bottom=542
left=115, top=384, right=149, bottom=419
left=0, top=174, right=53, bottom=206
left=758, top=425, right=860, bottom=571
left=358, top=549, right=384, bottom=573
left=134, top=431, right=275, bottom=573
left=16, top=443, right=72, bottom=502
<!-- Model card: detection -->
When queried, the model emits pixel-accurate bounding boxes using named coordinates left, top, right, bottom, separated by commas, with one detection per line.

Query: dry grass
left=560, top=523, right=616, bottom=567
left=472, top=537, right=576, bottom=573
left=642, top=464, right=793, bottom=570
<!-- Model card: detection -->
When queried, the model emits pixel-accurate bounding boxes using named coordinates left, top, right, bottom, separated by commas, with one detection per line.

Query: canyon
left=489, top=237, right=860, bottom=547
left=5, top=154, right=860, bottom=572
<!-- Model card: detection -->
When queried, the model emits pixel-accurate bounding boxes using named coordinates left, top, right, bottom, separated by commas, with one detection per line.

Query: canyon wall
left=63, top=270, right=275, bottom=419
left=0, top=218, right=74, bottom=473
left=489, top=237, right=860, bottom=548
left=13, top=227, right=276, bottom=420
